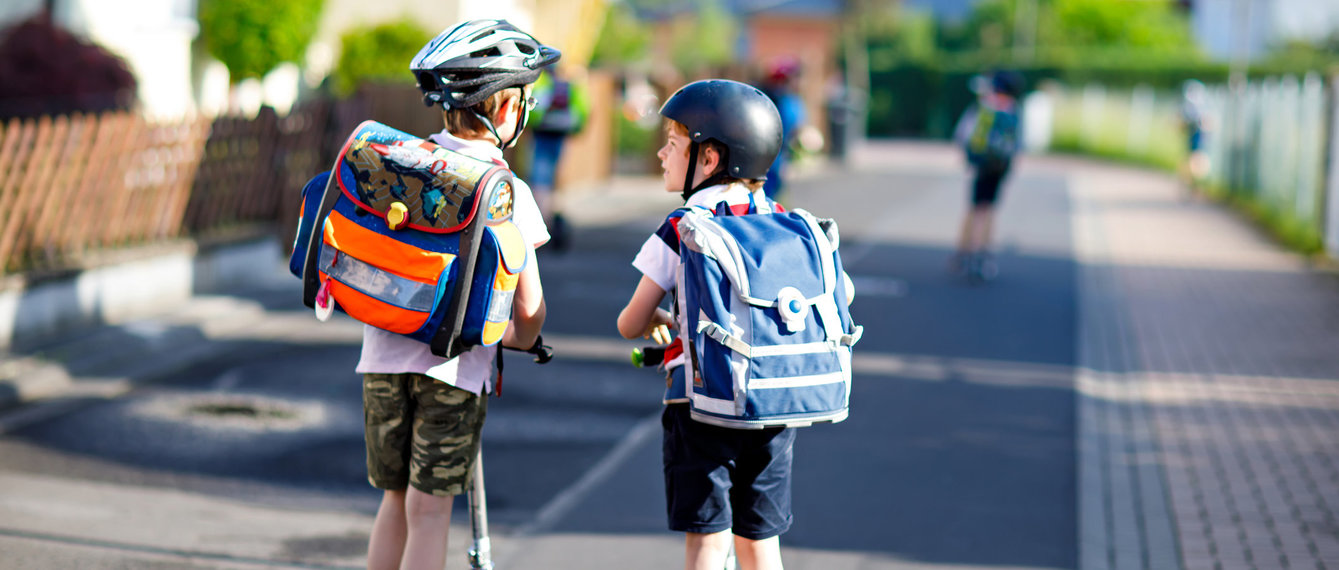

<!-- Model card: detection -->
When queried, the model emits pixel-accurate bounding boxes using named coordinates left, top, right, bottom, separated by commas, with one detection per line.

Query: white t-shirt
left=354, top=130, right=550, bottom=394
left=630, top=183, right=762, bottom=373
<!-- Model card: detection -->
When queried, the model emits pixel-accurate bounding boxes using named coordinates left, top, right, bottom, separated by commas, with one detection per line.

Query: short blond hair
left=443, top=86, right=525, bottom=139
left=665, top=120, right=765, bottom=191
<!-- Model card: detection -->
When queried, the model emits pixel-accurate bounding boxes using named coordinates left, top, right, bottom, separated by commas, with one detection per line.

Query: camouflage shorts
left=363, top=373, right=488, bottom=497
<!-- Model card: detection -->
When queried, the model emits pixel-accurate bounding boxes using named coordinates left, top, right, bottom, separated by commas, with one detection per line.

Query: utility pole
left=841, top=0, right=869, bottom=141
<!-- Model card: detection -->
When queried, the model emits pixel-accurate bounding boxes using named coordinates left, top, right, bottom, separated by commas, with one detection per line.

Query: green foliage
left=864, top=7, right=938, bottom=68
left=937, top=0, right=1199, bottom=62
left=671, top=0, right=736, bottom=72
left=591, top=1, right=651, bottom=68
left=615, top=112, right=658, bottom=156
left=1260, top=34, right=1339, bottom=72
left=331, top=19, right=433, bottom=96
left=960, top=0, right=1013, bottom=51
left=1208, top=184, right=1326, bottom=254
left=1042, top=0, right=1197, bottom=53
left=198, top=0, right=325, bottom=82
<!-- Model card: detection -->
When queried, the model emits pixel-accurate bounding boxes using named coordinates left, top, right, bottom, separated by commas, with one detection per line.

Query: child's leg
left=367, top=489, right=407, bottom=570
left=685, top=530, right=734, bottom=570
left=399, top=487, right=454, bottom=570
left=970, top=205, right=997, bottom=252
left=733, top=534, right=784, bottom=570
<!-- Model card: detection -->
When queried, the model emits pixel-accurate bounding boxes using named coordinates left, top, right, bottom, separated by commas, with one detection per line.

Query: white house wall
left=67, top=0, right=198, bottom=119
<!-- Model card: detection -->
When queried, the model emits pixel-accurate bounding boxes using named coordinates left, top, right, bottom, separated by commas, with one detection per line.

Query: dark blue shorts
left=661, top=404, right=795, bottom=540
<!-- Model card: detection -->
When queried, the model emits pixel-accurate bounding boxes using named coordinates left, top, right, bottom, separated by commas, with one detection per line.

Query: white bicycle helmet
left=411, top=19, right=561, bottom=109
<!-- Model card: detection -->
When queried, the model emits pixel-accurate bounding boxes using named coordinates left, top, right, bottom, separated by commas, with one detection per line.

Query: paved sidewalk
left=1041, top=153, right=1339, bottom=570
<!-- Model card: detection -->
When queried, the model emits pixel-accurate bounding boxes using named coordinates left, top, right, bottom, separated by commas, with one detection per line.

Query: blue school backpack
left=965, top=105, right=1019, bottom=170
left=674, top=197, right=862, bottom=429
left=289, top=120, right=528, bottom=359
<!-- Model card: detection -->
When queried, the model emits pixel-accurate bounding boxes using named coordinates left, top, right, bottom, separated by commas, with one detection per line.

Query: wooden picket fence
left=0, top=98, right=367, bottom=275
left=0, top=77, right=617, bottom=275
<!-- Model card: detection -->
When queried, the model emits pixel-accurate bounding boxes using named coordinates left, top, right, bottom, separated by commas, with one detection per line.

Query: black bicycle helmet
left=990, top=70, right=1025, bottom=99
left=411, top=19, right=561, bottom=109
left=659, top=79, right=782, bottom=195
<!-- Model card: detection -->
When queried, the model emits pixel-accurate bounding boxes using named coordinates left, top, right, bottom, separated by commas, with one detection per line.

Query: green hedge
left=867, top=51, right=1329, bottom=138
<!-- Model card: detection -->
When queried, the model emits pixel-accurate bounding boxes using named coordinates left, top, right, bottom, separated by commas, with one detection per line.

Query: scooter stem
left=467, top=448, right=494, bottom=570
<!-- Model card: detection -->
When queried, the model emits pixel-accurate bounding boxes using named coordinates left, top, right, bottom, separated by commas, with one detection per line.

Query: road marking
left=496, top=411, right=661, bottom=565
left=849, top=275, right=908, bottom=297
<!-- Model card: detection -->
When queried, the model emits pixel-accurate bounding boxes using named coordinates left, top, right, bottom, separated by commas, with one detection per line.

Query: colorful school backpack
left=965, top=105, right=1020, bottom=170
left=289, top=120, right=528, bottom=359
left=674, top=197, right=862, bottom=429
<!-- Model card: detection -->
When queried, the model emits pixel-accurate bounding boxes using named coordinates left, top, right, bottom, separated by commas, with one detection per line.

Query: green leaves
left=591, top=1, right=651, bottom=68
left=331, top=19, right=434, bottom=96
left=198, top=0, right=325, bottom=83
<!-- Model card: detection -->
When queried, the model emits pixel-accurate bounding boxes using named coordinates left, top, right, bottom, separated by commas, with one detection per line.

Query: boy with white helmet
left=360, top=19, right=556, bottom=570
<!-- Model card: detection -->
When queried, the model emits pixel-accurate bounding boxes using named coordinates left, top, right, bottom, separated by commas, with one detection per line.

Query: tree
left=331, top=19, right=433, bottom=96
left=198, top=0, right=325, bottom=83
left=0, top=12, right=137, bottom=118
left=670, top=0, right=736, bottom=73
left=945, top=0, right=1199, bottom=61
left=590, top=1, right=652, bottom=69
left=1040, top=0, right=1196, bottom=53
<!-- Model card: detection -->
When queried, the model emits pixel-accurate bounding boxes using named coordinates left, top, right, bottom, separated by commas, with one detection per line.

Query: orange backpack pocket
left=318, top=211, right=454, bottom=334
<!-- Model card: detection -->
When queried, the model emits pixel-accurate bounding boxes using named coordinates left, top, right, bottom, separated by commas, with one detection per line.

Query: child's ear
left=493, top=95, right=516, bottom=125
left=699, top=145, right=723, bottom=176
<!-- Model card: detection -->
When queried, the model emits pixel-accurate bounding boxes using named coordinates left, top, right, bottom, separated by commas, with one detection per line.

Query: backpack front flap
left=678, top=208, right=860, bottom=428
left=300, top=121, right=521, bottom=359
left=335, top=120, right=514, bottom=233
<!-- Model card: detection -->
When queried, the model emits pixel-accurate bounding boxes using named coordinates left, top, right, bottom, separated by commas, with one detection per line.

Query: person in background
left=527, top=66, right=589, bottom=251
left=951, top=70, right=1024, bottom=282
left=757, top=56, right=807, bottom=202
left=1180, top=79, right=1211, bottom=199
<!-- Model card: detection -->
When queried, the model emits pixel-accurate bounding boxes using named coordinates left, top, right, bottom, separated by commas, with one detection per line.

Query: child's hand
left=648, top=324, right=671, bottom=345
left=644, top=308, right=673, bottom=344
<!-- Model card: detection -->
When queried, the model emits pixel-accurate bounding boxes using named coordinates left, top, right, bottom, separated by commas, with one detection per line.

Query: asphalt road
left=0, top=150, right=1078, bottom=569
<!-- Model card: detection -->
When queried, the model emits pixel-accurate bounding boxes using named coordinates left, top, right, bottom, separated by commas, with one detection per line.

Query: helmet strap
left=473, top=87, right=530, bottom=150
left=681, top=142, right=733, bottom=201
left=681, top=141, right=700, bottom=201
left=469, top=109, right=506, bottom=150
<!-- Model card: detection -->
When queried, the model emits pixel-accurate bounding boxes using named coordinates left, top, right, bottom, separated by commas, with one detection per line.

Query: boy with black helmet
left=360, top=19, right=556, bottom=570
left=617, top=79, right=793, bottom=570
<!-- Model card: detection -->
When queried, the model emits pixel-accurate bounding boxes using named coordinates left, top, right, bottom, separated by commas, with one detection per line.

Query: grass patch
left=1206, top=184, right=1325, bottom=254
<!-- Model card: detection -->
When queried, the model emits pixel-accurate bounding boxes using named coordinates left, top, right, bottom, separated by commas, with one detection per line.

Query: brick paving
left=1058, top=155, right=1339, bottom=570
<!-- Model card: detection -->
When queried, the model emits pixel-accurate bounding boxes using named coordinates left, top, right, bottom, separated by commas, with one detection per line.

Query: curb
left=0, top=235, right=287, bottom=412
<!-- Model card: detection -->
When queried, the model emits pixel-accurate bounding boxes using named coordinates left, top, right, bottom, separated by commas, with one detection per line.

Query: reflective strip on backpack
left=748, top=371, right=847, bottom=390
left=689, top=392, right=737, bottom=416
left=486, top=289, right=514, bottom=322
left=319, top=247, right=438, bottom=312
